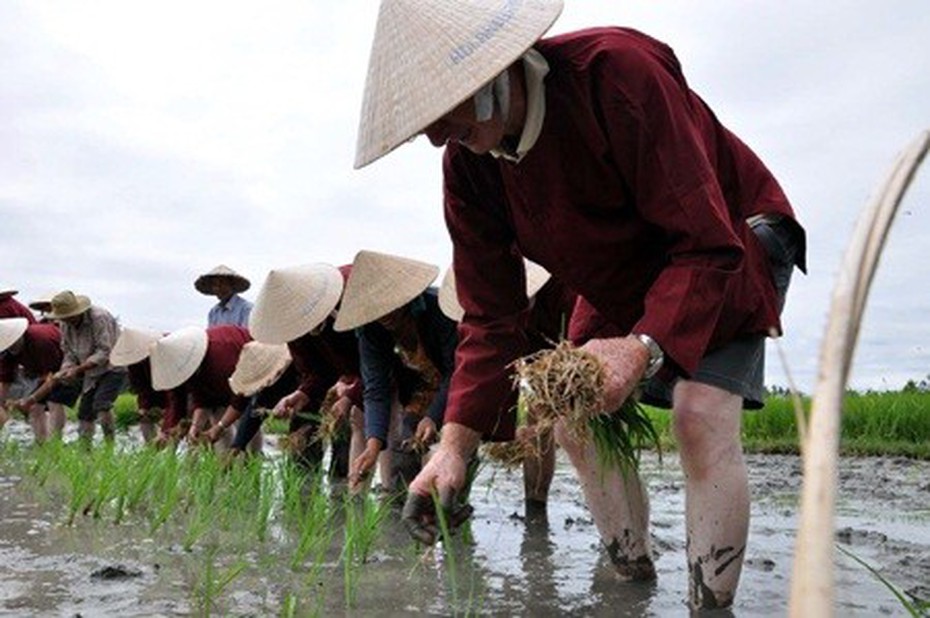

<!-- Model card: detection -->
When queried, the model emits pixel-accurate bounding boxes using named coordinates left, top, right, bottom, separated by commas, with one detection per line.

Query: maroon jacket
left=287, top=319, right=361, bottom=414
left=0, top=323, right=61, bottom=382
left=160, top=325, right=251, bottom=431
left=0, top=297, right=37, bottom=324
left=442, top=28, right=805, bottom=437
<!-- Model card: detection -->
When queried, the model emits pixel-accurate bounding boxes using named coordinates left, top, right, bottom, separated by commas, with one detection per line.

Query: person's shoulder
left=540, top=27, right=674, bottom=72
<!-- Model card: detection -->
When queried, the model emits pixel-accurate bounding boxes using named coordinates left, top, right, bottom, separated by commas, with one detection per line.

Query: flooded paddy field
left=0, top=422, right=928, bottom=617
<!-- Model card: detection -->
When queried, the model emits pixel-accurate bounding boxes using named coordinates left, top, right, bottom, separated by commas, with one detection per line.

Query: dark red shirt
left=0, top=297, right=37, bottom=324
left=287, top=319, right=361, bottom=413
left=126, top=360, right=167, bottom=411
left=443, top=28, right=805, bottom=437
left=0, top=323, right=61, bottom=382
left=185, top=325, right=251, bottom=411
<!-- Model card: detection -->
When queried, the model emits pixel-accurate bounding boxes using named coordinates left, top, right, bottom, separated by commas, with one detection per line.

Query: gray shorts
left=77, top=370, right=128, bottom=421
left=641, top=217, right=802, bottom=410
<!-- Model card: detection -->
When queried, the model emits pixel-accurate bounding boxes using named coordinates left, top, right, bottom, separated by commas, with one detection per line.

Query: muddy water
left=0, top=423, right=928, bottom=617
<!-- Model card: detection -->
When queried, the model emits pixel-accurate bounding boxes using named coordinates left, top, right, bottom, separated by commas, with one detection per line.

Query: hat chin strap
left=473, top=69, right=511, bottom=125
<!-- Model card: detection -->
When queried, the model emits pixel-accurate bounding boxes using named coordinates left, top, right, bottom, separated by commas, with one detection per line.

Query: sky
left=1, top=1, right=928, bottom=393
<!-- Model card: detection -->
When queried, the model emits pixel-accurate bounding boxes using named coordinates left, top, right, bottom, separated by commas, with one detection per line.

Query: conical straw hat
left=48, top=290, right=92, bottom=320
left=228, top=341, right=292, bottom=397
left=438, top=260, right=551, bottom=322
left=0, top=318, right=29, bottom=354
left=249, top=263, right=344, bottom=344
left=0, top=285, right=18, bottom=300
left=150, top=326, right=209, bottom=391
left=334, top=250, right=439, bottom=332
left=355, top=0, right=563, bottom=168
left=28, top=291, right=56, bottom=313
left=194, top=264, right=251, bottom=295
left=110, top=327, right=162, bottom=367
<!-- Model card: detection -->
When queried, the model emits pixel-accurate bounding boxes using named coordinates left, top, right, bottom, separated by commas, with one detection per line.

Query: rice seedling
left=837, top=545, right=927, bottom=617
left=341, top=492, right=392, bottom=607
left=194, top=545, right=249, bottom=617
left=514, top=340, right=660, bottom=473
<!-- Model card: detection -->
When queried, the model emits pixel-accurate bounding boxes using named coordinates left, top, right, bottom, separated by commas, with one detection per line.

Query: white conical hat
left=150, top=326, right=209, bottom=391
left=354, top=0, right=564, bottom=168
left=333, top=250, right=439, bottom=332
left=194, top=264, right=251, bottom=295
left=0, top=317, right=29, bottom=354
left=249, top=263, right=343, bottom=344
left=228, top=341, right=292, bottom=397
left=110, top=327, right=162, bottom=367
left=438, top=259, right=551, bottom=322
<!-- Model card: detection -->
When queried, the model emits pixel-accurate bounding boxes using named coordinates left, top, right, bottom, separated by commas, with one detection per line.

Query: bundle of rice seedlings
left=481, top=424, right=549, bottom=470
left=312, top=387, right=346, bottom=445
left=513, top=340, right=660, bottom=473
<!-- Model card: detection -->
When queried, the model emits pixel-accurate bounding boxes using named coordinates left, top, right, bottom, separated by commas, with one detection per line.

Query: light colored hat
left=228, top=341, right=292, bottom=397
left=0, top=286, right=18, bottom=300
left=48, top=290, right=92, bottom=320
left=249, top=263, right=344, bottom=344
left=438, top=260, right=551, bottom=322
left=110, top=327, right=162, bottom=367
left=194, top=265, right=251, bottom=295
left=333, top=250, right=439, bottom=332
left=149, top=326, right=209, bottom=391
left=0, top=317, right=29, bottom=354
left=28, top=291, right=56, bottom=313
left=355, top=0, right=564, bottom=168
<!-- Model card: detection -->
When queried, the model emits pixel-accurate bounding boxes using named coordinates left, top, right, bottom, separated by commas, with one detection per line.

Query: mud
left=0, top=422, right=928, bottom=616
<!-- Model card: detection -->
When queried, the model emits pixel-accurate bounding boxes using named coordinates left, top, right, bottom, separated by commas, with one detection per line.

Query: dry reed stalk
left=513, top=340, right=659, bottom=472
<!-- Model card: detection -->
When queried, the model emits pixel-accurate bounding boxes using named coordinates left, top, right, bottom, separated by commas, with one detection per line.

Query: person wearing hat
left=0, top=317, right=76, bottom=441
left=334, top=250, right=459, bottom=494
left=246, top=263, right=363, bottom=476
left=195, top=265, right=254, bottom=328
left=150, top=324, right=261, bottom=453
left=28, top=292, right=57, bottom=323
left=204, top=341, right=300, bottom=456
left=109, top=327, right=166, bottom=443
left=48, top=291, right=127, bottom=442
left=439, top=259, right=576, bottom=512
left=355, top=1, right=806, bottom=609
left=0, top=286, right=37, bottom=324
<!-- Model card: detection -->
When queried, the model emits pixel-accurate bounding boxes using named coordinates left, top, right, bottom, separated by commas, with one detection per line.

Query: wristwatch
left=633, top=333, right=664, bottom=380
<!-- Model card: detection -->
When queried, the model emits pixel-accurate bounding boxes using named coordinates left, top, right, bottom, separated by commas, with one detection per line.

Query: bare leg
left=98, top=410, right=116, bottom=441
left=0, top=405, right=8, bottom=430
left=78, top=419, right=95, bottom=441
left=522, top=420, right=556, bottom=506
left=47, top=403, right=66, bottom=437
left=672, top=380, right=748, bottom=610
left=27, top=403, right=49, bottom=443
left=555, top=419, right=654, bottom=580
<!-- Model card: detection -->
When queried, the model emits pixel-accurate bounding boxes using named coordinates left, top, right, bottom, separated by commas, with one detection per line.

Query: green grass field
left=104, top=385, right=930, bottom=459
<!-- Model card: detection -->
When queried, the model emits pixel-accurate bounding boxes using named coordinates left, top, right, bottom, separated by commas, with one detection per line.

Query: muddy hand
left=401, top=489, right=474, bottom=545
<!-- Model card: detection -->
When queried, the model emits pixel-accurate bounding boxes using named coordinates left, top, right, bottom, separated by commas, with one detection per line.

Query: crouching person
left=109, top=327, right=166, bottom=443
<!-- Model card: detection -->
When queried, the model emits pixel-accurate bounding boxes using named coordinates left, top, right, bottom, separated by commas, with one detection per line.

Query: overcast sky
left=1, top=1, right=928, bottom=393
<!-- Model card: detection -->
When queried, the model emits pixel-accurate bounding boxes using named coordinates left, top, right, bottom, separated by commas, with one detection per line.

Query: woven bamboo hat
left=0, top=318, right=29, bottom=354
left=333, top=250, right=439, bottom=332
left=249, top=263, right=344, bottom=344
left=194, top=265, right=251, bottom=295
left=355, top=0, right=563, bottom=168
left=150, top=326, right=209, bottom=391
left=0, top=286, right=18, bottom=300
left=438, top=260, right=551, bottom=322
left=48, top=291, right=92, bottom=320
left=228, top=341, right=292, bottom=397
left=110, top=327, right=162, bottom=367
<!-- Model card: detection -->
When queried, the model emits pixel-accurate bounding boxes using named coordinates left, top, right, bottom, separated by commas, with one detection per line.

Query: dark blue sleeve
left=231, top=397, right=263, bottom=450
left=358, top=325, right=394, bottom=447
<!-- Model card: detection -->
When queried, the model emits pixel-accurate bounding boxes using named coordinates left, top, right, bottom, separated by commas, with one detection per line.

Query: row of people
left=0, top=250, right=570, bottom=505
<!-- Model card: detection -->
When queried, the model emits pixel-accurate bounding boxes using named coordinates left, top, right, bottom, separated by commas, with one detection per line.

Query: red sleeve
left=442, top=156, right=531, bottom=439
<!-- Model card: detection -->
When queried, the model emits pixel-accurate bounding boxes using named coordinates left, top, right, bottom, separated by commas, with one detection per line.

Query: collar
left=491, top=48, right=549, bottom=164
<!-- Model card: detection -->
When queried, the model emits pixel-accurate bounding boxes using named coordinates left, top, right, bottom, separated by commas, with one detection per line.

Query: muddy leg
left=555, top=419, right=655, bottom=580
left=98, top=409, right=116, bottom=441
left=47, top=402, right=66, bottom=437
left=523, top=414, right=556, bottom=508
left=673, top=380, right=748, bottom=610
left=27, top=403, right=49, bottom=442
